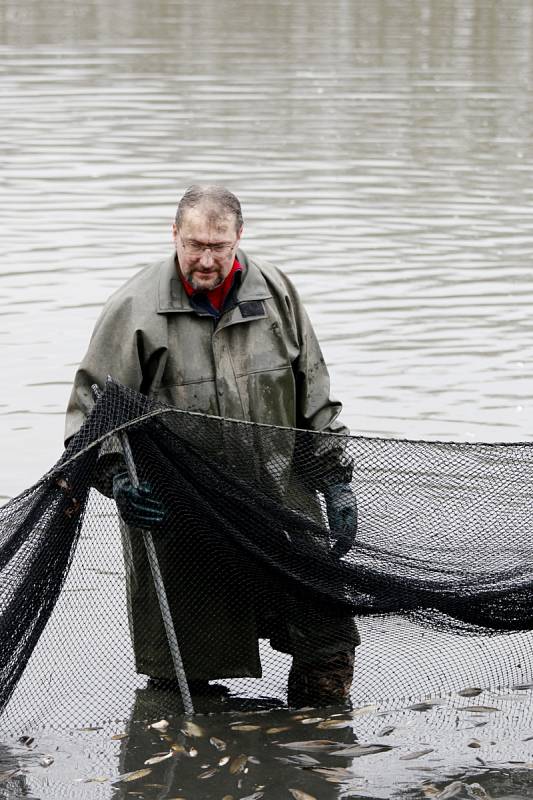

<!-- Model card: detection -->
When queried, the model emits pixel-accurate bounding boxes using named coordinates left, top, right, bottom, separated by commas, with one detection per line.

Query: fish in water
left=288, top=790, right=318, bottom=800
left=457, top=687, right=483, bottom=698
left=149, top=719, right=169, bottom=733
left=113, top=768, right=152, bottom=783
left=276, top=740, right=340, bottom=751
left=461, top=705, right=499, bottom=714
left=144, top=752, right=173, bottom=765
left=229, top=754, right=248, bottom=774
left=198, top=768, right=218, bottom=780
left=316, top=719, right=351, bottom=730
left=350, top=704, right=377, bottom=717
left=181, top=720, right=205, bottom=738
left=209, top=736, right=227, bottom=750
left=331, top=743, right=394, bottom=758
left=399, top=748, right=434, bottom=761
left=230, top=724, right=261, bottom=732
left=408, top=701, right=441, bottom=712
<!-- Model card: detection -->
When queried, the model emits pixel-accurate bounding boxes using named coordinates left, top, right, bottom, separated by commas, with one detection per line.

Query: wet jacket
left=66, top=249, right=350, bottom=680
left=66, top=249, right=348, bottom=440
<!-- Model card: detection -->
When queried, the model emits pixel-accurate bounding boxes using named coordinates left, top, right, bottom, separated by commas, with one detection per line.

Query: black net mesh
left=1, top=379, right=532, bottom=730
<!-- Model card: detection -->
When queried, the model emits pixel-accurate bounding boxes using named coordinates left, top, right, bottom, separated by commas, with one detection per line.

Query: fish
left=331, top=743, right=394, bottom=758
left=467, top=740, right=481, bottom=749
left=198, top=768, right=218, bottom=779
left=312, top=766, right=353, bottom=782
left=300, top=717, right=324, bottom=725
left=316, top=719, right=351, bottom=730
left=248, top=756, right=261, bottom=764
left=276, top=754, right=321, bottom=766
left=461, top=705, right=499, bottom=714
left=230, top=724, right=261, bottom=732
left=229, top=754, right=248, bottom=774
left=39, top=756, right=54, bottom=768
left=378, top=725, right=395, bottom=737
left=240, top=794, right=264, bottom=800
left=399, top=748, right=434, bottom=761
left=111, top=733, right=128, bottom=741
left=171, top=744, right=186, bottom=753
left=218, top=756, right=230, bottom=766
left=181, top=720, right=205, bottom=738
left=18, top=736, right=34, bottom=746
left=150, top=719, right=169, bottom=733
left=113, top=768, right=152, bottom=783
left=350, top=704, right=377, bottom=717
left=187, top=747, right=198, bottom=758
left=457, top=687, right=483, bottom=698
left=408, top=701, right=440, bottom=712
left=210, top=736, right=227, bottom=750
left=288, top=790, right=317, bottom=800
left=276, top=739, right=340, bottom=751
left=266, top=726, right=291, bottom=734
left=144, top=752, right=173, bottom=765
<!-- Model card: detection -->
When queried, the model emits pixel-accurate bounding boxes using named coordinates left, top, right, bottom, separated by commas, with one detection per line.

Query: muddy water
left=1, top=0, right=533, bottom=797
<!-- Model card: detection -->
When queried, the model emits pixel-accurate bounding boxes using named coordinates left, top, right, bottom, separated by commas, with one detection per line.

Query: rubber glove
left=112, top=472, right=166, bottom=528
left=323, top=482, right=357, bottom=557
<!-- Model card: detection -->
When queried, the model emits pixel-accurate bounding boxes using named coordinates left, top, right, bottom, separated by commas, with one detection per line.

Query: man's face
left=172, top=206, right=242, bottom=292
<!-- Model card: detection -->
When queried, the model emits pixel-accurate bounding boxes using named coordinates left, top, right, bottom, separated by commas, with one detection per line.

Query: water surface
left=1, top=1, right=533, bottom=797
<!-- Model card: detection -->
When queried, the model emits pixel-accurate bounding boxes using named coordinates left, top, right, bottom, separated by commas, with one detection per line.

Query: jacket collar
left=157, top=249, right=272, bottom=314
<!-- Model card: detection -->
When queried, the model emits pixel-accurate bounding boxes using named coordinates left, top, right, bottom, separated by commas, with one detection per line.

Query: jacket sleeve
left=64, top=297, right=145, bottom=496
left=288, top=286, right=349, bottom=436
left=65, top=296, right=144, bottom=445
left=288, top=283, right=353, bottom=489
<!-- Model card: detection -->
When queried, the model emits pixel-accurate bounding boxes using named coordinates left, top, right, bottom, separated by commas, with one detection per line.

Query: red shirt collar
left=179, top=258, right=242, bottom=312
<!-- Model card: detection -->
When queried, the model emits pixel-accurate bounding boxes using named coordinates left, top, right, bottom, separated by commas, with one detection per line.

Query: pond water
left=1, top=0, right=533, bottom=797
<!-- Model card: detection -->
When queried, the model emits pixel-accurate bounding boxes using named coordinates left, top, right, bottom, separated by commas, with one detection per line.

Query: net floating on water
left=1, top=379, right=533, bottom=728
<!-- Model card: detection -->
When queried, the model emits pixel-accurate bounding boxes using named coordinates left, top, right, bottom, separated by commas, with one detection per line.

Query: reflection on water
left=1, top=0, right=533, bottom=797
left=1, top=0, right=532, bottom=496
left=5, top=688, right=533, bottom=799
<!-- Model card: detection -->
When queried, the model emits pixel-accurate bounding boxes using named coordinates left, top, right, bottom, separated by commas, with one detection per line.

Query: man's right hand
left=112, top=472, right=166, bottom=528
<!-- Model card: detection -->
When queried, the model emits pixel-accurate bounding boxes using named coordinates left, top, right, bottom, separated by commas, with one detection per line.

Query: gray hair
left=175, top=185, right=243, bottom=232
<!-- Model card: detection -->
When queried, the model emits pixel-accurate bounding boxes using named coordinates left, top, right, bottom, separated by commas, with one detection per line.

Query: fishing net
left=1, top=379, right=532, bottom=730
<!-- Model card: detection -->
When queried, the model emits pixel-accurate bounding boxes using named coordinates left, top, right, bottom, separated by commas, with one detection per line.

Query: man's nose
left=199, top=248, right=214, bottom=267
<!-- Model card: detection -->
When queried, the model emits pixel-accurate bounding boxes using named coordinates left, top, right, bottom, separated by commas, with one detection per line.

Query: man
left=66, top=184, right=359, bottom=707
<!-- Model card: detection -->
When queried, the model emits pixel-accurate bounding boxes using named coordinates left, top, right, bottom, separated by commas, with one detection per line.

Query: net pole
left=92, top=385, right=195, bottom=715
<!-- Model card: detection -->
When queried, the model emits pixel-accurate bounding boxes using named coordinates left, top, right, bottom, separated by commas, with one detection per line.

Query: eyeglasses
left=179, top=237, right=237, bottom=257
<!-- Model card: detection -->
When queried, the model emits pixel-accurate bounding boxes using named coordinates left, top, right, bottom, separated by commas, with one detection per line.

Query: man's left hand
left=324, top=482, right=357, bottom=557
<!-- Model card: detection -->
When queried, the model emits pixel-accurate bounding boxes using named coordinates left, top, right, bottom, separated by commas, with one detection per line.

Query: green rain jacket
left=66, top=249, right=350, bottom=680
